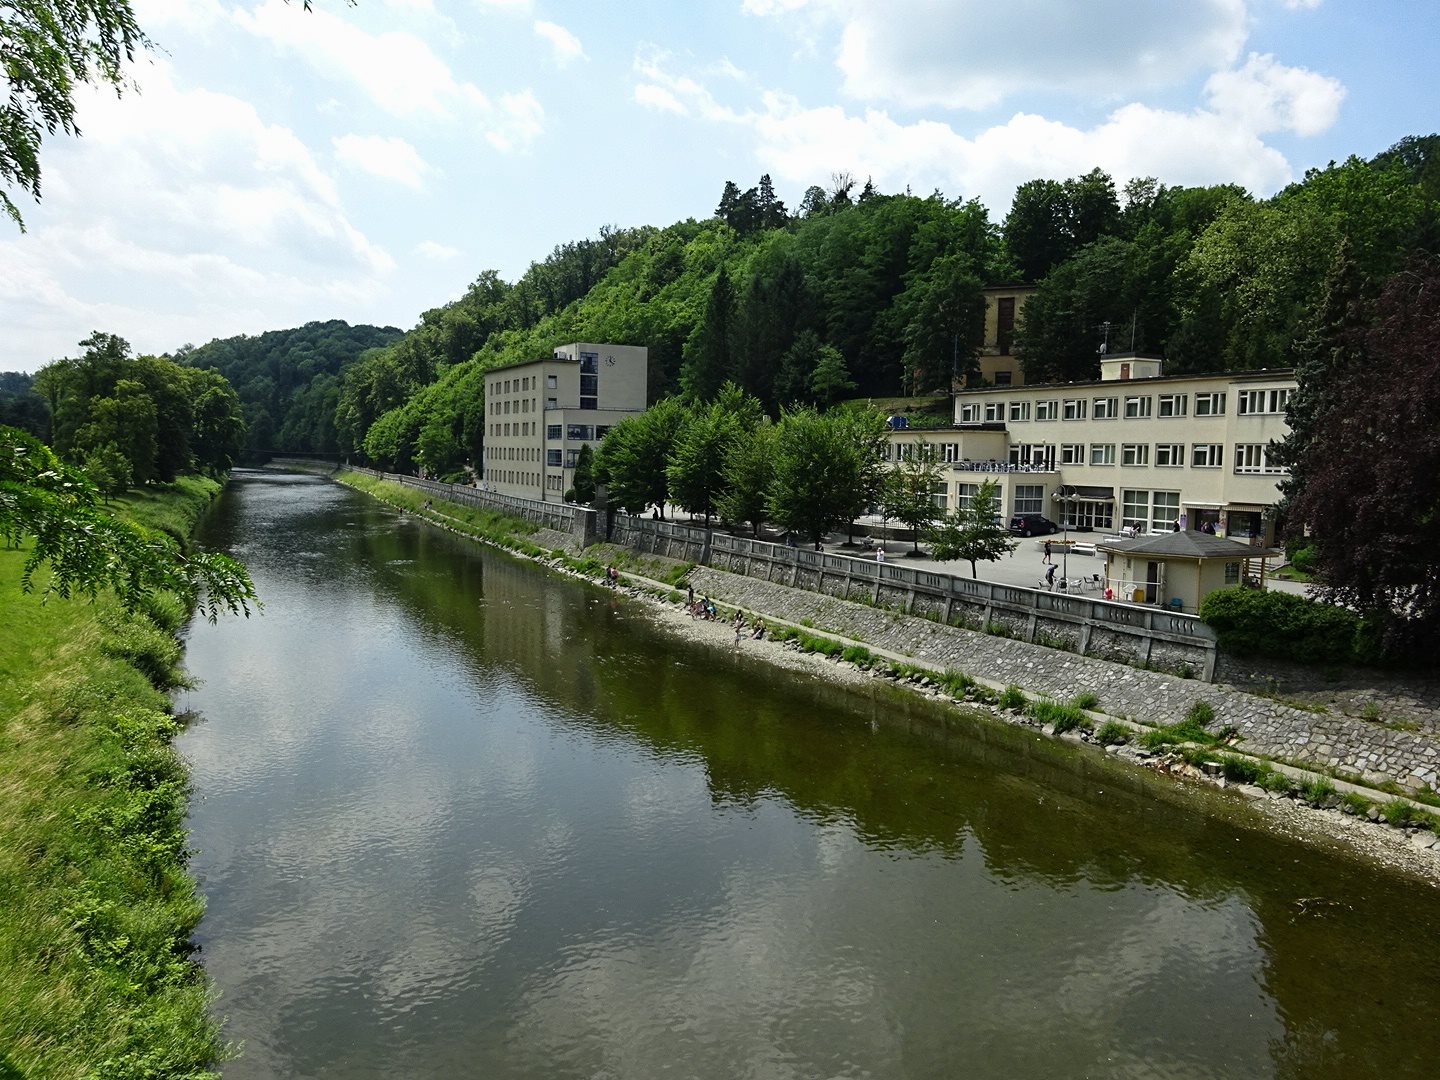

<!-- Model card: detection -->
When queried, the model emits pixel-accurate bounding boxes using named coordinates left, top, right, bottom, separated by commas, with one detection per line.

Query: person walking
left=1043, top=539, right=1052, bottom=564
left=877, top=546, right=886, bottom=564
left=1045, top=562, right=1057, bottom=589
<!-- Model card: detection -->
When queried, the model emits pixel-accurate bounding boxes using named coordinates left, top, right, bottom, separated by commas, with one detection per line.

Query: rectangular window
left=547, top=374, right=558, bottom=389
left=997, top=296, right=1016, bottom=353
left=956, top=483, right=978, bottom=510
left=579, top=352, right=599, bottom=374
left=1151, top=491, right=1181, bottom=532
left=1155, top=444, right=1185, bottom=467
left=1060, top=443, right=1086, bottom=465
left=1234, top=443, right=1285, bottom=473
left=1034, top=400, right=1058, bottom=421
left=1093, top=396, right=1118, bottom=420
left=546, top=397, right=558, bottom=410
left=959, top=403, right=981, bottom=423
left=1124, top=395, right=1152, bottom=419
left=1194, top=392, right=1226, bottom=416
left=994, top=371, right=1014, bottom=386
left=1191, top=443, right=1223, bottom=467
left=580, top=397, right=598, bottom=411
left=984, top=401, right=1005, bottom=422
left=1122, top=489, right=1149, bottom=529
left=1014, top=484, right=1044, bottom=515
left=1238, top=387, right=1294, bottom=415
left=930, top=480, right=949, bottom=510
left=1009, top=401, right=1031, bottom=422
left=565, top=449, right=580, bottom=468
left=547, top=424, right=561, bottom=440
left=1062, top=399, right=1087, bottom=421
left=566, top=424, right=594, bottom=441
left=580, top=374, right=599, bottom=397
left=1121, top=443, right=1150, bottom=466
left=1224, top=562, right=1241, bottom=584
left=595, top=425, right=611, bottom=439
left=546, top=449, right=562, bottom=467
left=1090, top=443, right=1116, bottom=466
left=504, top=380, right=511, bottom=393
left=1158, top=394, right=1188, bottom=417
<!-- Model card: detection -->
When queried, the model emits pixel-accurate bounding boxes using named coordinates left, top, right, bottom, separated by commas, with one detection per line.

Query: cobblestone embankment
left=689, top=566, right=1440, bottom=794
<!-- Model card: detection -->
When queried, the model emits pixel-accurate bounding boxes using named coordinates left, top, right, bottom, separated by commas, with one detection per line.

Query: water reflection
left=179, top=473, right=1440, bottom=1079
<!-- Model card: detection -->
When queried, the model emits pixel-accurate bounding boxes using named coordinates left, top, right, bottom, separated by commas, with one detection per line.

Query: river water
left=177, top=471, right=1440, bottom=1079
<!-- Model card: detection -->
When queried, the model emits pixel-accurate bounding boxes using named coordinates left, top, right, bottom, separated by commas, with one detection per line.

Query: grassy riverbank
left=0, top=477, right=228, bottom=1079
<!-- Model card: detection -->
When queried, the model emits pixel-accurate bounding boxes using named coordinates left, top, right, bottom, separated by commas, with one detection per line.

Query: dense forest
left=290, top=136, right=1434, bottom=478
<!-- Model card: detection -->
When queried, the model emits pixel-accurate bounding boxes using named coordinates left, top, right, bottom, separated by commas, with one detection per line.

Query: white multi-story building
left=482, top=342, right=647, bottom=502
left=887, top=353, right=1297, bottom=543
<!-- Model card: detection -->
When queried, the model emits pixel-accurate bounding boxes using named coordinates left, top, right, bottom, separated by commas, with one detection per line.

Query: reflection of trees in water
left=245, top=475, right=1440, bottom=1079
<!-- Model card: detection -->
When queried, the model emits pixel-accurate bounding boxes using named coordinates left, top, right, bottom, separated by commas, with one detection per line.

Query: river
left=177, top=471, right=1440, bottom=1079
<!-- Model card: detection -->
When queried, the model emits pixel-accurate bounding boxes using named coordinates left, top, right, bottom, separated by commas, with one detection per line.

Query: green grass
left=1, top=494, right=228, bottom=1077
left=1071, top=691, right=1100, bottom=711
left=998, top=685, right=1027, bottom=711
left=1027, top=698, right=1090, bottom=734
left=1095, top=720, right=1130, bottom=745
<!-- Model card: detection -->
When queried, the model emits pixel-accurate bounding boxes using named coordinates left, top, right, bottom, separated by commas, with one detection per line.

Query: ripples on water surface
left=177, top=472, right=1440, bottom=1079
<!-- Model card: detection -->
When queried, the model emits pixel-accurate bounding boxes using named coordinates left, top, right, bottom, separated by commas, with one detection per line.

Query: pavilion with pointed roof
left=1096, top=530, right=1280, bottom=611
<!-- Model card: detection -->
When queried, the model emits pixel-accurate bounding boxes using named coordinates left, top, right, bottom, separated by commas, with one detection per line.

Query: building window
left=1090, top=443, right=1116, bottom=466
left=1062, top=399, right=1087, bottom=421
left=1034, top=400, right=1058, bottom=421
left=547, top=425, right=561, bottom=440
left=930, top=480, right=949, bottom=510
left=1191, top=444, right=1222, bottom=468
left=1009, top=401, right=1031, bottom=422
left=1151, top=491, right=1180, bottom=532
left=984, top=401, right=1006, bottom=422
left=546, top=449, right=562, bottom=467
left=595, top=425, right=611, bottom=439
left=1238, top=388, right=1293, bottom=415
left=1093, top=396, right=1118, bottom=420
left=994, top=371, right=1014, bottom=386
left=1155, top=444, right=1185, bottom=467
left=565, top=449, right=579, bottom=468
left=1122, top=489, right=1149, bottom=530
left=579, top=352, right=599, bottom=374
left=566, top=424, right=594, bottom=440
left=547, top=375, right=557, bottom=389
left=1121, top=443, right=1150, bottom=466
left=1194, top=392, right=1226, bottom=416
left=1014, top=485, right=1044, bottom=514
left=1060, top=443, right=1085, bottom=465
left=1224, top=562, right=1241, bottom=584
left=956, top=483, right=978, bottom=510
left=546, top=397, right=558, bottom=410
left=1124, top=395, right=1152, bottom=419
left=1234, top=443, right=1285, bottom=473
left=997, top=296, right=1016, bottom=353
left=1158, top=394, right=1188, bottom=417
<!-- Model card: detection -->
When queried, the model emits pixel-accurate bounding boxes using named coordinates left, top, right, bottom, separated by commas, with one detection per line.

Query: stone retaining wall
left=691, top=566, right=1440, bottom=794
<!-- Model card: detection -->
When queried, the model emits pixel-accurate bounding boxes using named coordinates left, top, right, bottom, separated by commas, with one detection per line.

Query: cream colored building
left=971, top=284, right=1036, bottom=388
left=888, top=353, right=1296, bottom=544
left=483, top=342, right=647, bottom=501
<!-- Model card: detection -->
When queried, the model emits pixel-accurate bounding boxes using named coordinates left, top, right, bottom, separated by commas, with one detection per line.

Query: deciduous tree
left=926, top=479, right=1015, bottom=578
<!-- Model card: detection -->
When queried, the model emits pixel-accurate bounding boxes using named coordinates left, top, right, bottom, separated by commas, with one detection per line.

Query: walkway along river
left=178, top=471, right=1440, bottom=1079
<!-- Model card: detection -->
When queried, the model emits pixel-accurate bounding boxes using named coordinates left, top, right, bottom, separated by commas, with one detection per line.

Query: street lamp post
left=1062, top=490, right=1070, bottom=588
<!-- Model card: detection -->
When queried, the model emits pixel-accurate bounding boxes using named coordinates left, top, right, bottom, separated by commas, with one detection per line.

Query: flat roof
left=955, top=367, right=1296, bottom=396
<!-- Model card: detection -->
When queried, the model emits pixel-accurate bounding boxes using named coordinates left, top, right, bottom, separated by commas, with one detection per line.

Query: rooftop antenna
left=1097, top=320, right=1111, bottom=355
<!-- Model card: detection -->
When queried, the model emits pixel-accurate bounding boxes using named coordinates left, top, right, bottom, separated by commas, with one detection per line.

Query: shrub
left=1259, top=768, right=1294, bottom=795
left=1340, top=791, right=1372, bottom=815
left=1221, top=754, right=1259, bottom=783
left=1382, top=799, right=1417, bottom=827
left=840, top=645, right=873, bottom=665
left=1300, top=777, right=1336, bottom=805
left=1288, top=543, right=1319, bottom=575
left=1198, top=586, right=1379, bottom=666
left=1071, top=691, right=1100, bottom=711
left=998, top=685, right=1027, bottom=710
left=1028, top=698, right=1088, bottom=734
left=1095, top=720, right=1129, bottom=745
left=940, top=669, right=976, bottom=696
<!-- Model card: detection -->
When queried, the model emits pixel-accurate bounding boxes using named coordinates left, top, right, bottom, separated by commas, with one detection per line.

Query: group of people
left=731, top=609, right=767, bottom=642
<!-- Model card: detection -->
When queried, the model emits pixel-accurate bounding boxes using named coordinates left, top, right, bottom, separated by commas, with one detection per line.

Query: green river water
left=176, top=471, right=1440, bottom=1079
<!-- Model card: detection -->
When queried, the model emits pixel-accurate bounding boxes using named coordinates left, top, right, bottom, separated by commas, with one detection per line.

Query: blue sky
left=2, top=0, right=1435, bottom=373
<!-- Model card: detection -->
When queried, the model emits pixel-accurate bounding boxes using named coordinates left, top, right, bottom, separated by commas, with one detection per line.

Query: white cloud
left=1282, top=0, right=1323, bottom=8
left=130, top=0, right=227, bottom=33
left=1203, top=52, right=1344, bottom=136
left=233, top=0, right=545, bottom=151
left=634, top=83, right=688, bottom=115
left=334, top=134, right=432, bottom=189
left=748, top=0, right=1251, bottom=110
left=415, top=240, right=461, bottom=260
left=0, top=57, right=394, bottom=368
left=534, top=20, right=585, bottom=67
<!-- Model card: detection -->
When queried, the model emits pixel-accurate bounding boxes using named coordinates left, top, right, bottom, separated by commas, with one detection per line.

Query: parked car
left=1009, top=513, right=1059, bottom=537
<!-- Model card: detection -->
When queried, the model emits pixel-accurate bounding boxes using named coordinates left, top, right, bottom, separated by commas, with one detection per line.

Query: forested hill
left=249, top=136, right=1436, bottom=476
left=177, top=319, right=403, bottom=452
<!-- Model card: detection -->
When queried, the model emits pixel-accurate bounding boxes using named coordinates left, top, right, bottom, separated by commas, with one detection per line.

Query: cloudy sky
left=2, top=0, right=1435, bottom=373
